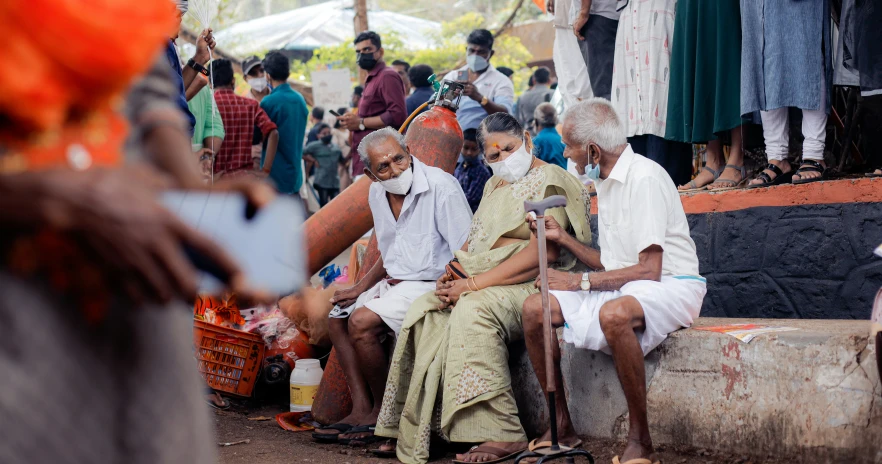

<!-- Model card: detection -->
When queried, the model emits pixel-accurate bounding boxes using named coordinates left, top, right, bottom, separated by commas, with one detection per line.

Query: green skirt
left=665, top=0, right=743, bottom=143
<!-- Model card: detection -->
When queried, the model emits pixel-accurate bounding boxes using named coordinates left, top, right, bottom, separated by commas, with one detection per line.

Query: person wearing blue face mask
left=443, top=29, right=515, bottom=132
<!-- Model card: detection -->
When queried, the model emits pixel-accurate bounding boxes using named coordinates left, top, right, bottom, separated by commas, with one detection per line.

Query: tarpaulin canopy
left=216, top=0, right=441, bottom=56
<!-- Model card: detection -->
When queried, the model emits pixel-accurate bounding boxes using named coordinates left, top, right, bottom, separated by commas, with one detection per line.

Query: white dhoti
left=551, top=276, right=707, bottom=355
left=328, top=279, right=436, bottom=334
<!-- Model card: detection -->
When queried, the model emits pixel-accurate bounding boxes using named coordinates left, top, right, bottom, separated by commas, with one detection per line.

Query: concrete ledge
left=509, top=318, right=882, bottom=463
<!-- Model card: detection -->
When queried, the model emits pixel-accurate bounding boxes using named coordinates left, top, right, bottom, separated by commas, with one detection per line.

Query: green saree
left=375, top=164, right=592, bottom=464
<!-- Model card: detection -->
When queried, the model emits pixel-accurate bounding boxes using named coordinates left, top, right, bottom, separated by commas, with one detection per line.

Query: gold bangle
left=471, top=276, right=481, bottom=291
left=465, top=278, right=475, bottom=292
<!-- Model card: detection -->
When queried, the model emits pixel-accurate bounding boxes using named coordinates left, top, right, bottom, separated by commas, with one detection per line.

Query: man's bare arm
left=588, top=245, right=663, bottom=291
left=557, top=230, right=604, bottom=271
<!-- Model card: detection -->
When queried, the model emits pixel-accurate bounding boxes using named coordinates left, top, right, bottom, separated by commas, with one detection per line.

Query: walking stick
left=516, top=196, right=594, bottom=464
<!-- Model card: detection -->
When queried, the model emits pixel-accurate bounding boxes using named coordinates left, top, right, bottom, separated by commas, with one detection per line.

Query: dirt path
left=215, top=405, right=791, bottom=464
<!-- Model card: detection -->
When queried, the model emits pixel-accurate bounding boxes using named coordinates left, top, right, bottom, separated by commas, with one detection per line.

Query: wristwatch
left=186, top=58, right=209, bottom=76
left=480, top=96, right=489, bottom=106
left=358, top=118, right=366, bottom=131
left=579, top=272, right=592, bottom=291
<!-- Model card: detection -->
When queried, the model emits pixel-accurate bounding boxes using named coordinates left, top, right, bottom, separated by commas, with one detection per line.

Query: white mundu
left=552, top=145, right=707, bottom=354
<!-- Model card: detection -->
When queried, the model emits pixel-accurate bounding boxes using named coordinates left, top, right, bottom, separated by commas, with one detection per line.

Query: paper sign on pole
left=311, top=69, right=353, bottom=124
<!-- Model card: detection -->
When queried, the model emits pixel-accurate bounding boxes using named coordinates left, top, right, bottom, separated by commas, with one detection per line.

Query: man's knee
left=348, top=308, right=385, bottom=342
left=522, top=294, right=543, bottom=330
left=598, top=297, right=639, bottom=337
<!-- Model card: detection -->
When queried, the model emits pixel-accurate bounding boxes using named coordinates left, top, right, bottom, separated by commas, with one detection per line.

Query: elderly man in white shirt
left=522, top=99, right=706, bottom=464
left=443, top=29, right=515, bottom=131
left=314, top=127, right=472, bottom=445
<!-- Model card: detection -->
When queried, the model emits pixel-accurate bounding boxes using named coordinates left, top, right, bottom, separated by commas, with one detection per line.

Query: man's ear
left=377, top=47, right=385, bottom=60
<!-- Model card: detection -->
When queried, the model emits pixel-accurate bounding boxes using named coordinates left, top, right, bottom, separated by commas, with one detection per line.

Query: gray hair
left=357, top=127, right=407, bottom=170
left=533, top=102, right=558, bottom=128
left=562, top=98, right=627, bottom=152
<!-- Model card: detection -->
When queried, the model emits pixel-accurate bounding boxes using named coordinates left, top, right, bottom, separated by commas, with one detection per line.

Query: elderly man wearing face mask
left=443, top=29, right=516, bottom=132
left=522, top=99, right=705, bottom=464
left=374, top=112, right=592, bottom=464
left=312, top=128, right=472, bottom=446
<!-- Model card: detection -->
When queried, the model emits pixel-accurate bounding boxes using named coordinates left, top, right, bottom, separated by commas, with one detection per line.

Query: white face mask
left=488, top=138, right=533, bottom=183
left=247, top=77, right=268, bottom=92
left=467, top=54, right=490, bottom=73
left=377, top=163, right=414, bottom=195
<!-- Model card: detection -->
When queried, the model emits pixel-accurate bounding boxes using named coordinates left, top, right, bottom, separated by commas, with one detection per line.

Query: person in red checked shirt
left=209, top=59, right=280, bottom=180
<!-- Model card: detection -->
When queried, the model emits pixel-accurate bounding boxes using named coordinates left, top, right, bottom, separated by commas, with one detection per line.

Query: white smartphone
left=160, top=191, right=306, bottom=295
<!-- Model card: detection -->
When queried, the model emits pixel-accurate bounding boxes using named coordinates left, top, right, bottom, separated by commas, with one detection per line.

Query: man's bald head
left=358, top=127, right=411, bottom=180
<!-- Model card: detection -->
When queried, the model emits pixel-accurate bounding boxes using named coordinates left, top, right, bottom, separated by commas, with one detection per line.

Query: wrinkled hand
left=44, top=167, right=251, bottom=305
left=526, top=214, right=565, bottom=243
left=546, top=0, right=555, bottom=14
left=330, top=284, right=364, bottom=308
left=462, top=84, right=483, bottom=103
left=194, top=28, right=216, bottom=65
left=574, top=12, right=589, bottom=41
left=534, top=269, right=580, bottom=291
left=435, top=278, right=469, bottom=309
left=436, top=273, right=453, bottom=291
left=338, top=113, right=362, bottom=131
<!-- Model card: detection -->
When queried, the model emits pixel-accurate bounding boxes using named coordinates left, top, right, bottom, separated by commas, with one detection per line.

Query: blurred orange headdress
left=0, top=0, right=177, bottom=139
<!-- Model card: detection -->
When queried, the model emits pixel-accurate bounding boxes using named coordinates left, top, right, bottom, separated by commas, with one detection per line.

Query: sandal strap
left=466, top=445, right=515, bottom=458
left=755, top=170, right=773, bottom=184
left=800, top=159, right=824, bottom=170
left=702, top=165, right=723, bottom=179
left=796, top=160, right=824, bottom=174
left=724, top=164, right=747, bottom=180
left=765, top=163, right=784, bottom=177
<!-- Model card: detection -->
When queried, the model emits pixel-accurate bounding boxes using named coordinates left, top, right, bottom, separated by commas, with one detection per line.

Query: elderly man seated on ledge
left=522, top=99, right=706, bottom=464
left=313, top=127, right=472, bottom=445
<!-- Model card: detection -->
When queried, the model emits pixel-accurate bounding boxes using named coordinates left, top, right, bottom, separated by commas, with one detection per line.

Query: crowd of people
left=1, top=0, right=879, bottom=463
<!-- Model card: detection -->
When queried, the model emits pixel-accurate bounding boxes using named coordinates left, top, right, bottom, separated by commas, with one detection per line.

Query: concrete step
left=509, top=317, right=882, bottom=463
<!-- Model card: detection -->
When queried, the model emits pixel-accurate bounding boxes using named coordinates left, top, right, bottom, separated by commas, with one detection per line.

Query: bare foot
left=455, top=441, right=527, bottom=463
left=748, top=159, right=791, bottom=186
left=618, top=438, right=656, bottom=463
left=205, top=391, right=228, bottom=409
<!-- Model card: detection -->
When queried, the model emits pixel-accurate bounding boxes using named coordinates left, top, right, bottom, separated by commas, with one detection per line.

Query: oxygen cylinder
left=308, top=81, right=466, bottom=424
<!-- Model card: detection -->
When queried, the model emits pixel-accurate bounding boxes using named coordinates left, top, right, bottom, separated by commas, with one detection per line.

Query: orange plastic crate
left=193, top=319, right=265, bottom=398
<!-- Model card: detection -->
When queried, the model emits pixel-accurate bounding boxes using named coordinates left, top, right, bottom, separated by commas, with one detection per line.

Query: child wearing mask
left=453, top=128, right=492, bottom=212
left=303, top=123, right=343, bottom=206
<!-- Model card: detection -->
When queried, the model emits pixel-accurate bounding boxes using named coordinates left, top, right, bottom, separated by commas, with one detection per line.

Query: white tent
left=216, top=0, right=441, bottom=57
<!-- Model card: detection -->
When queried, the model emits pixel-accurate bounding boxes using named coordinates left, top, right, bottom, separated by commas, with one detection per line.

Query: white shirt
left=589, top=0, right=622, bottom=20
left=611, top=0, right=676, bottom=137
left=443, top=65, right=515, bottom=130
left=369, top=158, right=473, bottom=281
left=594, top=145, right=700, bottom=277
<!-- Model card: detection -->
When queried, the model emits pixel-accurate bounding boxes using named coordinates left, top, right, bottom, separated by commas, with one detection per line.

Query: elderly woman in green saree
left=374, top=113, right=592, bottom=464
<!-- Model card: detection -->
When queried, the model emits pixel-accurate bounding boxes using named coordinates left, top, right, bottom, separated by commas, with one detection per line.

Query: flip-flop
left=338, top=424, right=383, bottom=446
left=205, top=395, right=230, bottom=410
left=311, top=422, right=355, bottom=442
left=527, top=438, right=584, bottom=452
left=370, top=440, right=397, bottom=458
left=452, top=444, right=527, bottom=464
left=678, top=166, right=721, bottom=192
left=792, top=160, right=827, bottom=185
left=611, top=456, right=660, bottom=464
left=865, top=169, right=882, bottom=178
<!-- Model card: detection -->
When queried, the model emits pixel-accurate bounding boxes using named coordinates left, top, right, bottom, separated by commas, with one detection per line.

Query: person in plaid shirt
left=209, top=59, right=279, bottom=179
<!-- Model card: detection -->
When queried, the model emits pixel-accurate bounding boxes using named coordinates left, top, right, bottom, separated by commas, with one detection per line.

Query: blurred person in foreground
left=313, top=128, right=471, bottom=445
left=303, top=123, right=343, bottom=206
left=210, top=59, right=279, bottom=180
left=392, top=59, right=412, bottom=94
left=166, top=0, right=216, bottom=131
left=444, top=29, right=515, bottom=131
left=523, top=99, right=704, bottom=463
left=516, top=67, right=554, bottom=134
left=0, top=0, right=273, bottom=462
left=260, top=51, right=310, bottom=196
left=406, top=64, right=436, bottom=118
left=531, top=102, right=567, bottom=168
left=453, top=128, right=492, bottom=213
left=337, top=31, right=407, bottom=181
